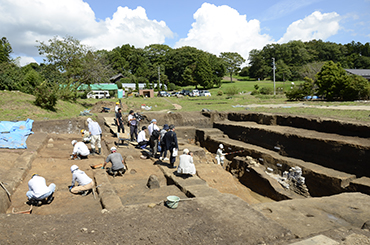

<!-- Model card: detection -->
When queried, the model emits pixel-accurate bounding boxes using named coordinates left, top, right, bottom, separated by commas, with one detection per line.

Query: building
left=345, top=69, right=370, bottom=81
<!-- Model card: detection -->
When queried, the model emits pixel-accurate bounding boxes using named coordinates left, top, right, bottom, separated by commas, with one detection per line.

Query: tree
left=316, top=61, right=347, bottom=100
left=219, top=52, right=245, bottom=82
left=0, top=37, right=12, bottom=63
left=194, top=53, right=212, bottom=89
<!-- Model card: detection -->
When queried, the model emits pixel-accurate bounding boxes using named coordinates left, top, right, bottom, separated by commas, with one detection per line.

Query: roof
left=78, top=83, right=118, bottom=91
left=345, top=69, right=370, bottom=80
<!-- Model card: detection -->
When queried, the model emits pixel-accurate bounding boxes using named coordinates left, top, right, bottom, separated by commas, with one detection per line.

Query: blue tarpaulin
left=0, top=118, right=34, bottom=149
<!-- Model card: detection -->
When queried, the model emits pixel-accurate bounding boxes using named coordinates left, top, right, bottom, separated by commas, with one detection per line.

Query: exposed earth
left=1, top=107, right=370, bottom=244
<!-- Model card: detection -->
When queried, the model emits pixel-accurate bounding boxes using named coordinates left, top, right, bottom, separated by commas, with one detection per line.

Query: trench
left=2, top=111, right=370, bottom=214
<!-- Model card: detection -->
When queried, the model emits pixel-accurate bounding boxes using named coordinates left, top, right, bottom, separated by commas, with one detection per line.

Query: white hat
left=183, top=148, right=189, bottom=154
left=87, top=118, right=93, bottom=123
left=151, top=119, right=157, bottom=123
left=70, top=165, right=78, bottom=173
left=110, top=146, right=117, bottom=152
left=219, top=144, right=224, bottom=149
left=71, top=140, right=77, bottom=146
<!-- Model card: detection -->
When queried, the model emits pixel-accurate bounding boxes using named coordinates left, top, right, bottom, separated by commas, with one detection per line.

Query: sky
left=1, top=0, right=369, bottom=66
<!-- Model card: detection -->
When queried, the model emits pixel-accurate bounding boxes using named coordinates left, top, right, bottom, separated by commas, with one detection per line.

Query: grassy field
left=1, top=79, right=370, bottom=123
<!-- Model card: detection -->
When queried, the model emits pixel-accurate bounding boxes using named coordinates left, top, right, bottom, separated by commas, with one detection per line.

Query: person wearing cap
left=114, top=102, right=120, bottom=113
left=26, top=174, right=55, bottom=206
left=215, top=144, right=225, bottom=165
left=102, top=147, right=126, bottom=176
left=137, top=126, right=149, bottom=149
left=128, top=110, right=138, bottom=141
left=163, top=124, right=178, bottom=168
left=81, top=129, right=91, bottom=143
left=69, top=165, right=94, bottom=195
left=177, top=149, right=196, bottom=175
left=87, top=118, right=102, bottom=155
left=159, top=124, right=170, bottom=160
left=71, top=140, right=90, bottom=160
left=148, top=119, right=160, bottom=157
left=115, top=108, right=124, bottom=133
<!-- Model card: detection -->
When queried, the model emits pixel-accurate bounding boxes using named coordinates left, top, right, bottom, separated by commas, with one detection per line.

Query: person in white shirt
left=137, top=126, right=149, bottom=149
left=148, top=119, right=160, bottom=157
left=26, top=174, right=55, bottom=205
left=128, top=110, right=138, bottom=141
left=215, top=144, right=225, bottom=165
left=71, top=140, right=90, bottom=160
left=114, top=102, right=119, bottom=113
left=87, top=118, right=102, bottom=155
left=69, top=165, right=94, bottom=195
left=177, top=149, right=196, bottom=175
left=81, top=129, right=91, bottom=143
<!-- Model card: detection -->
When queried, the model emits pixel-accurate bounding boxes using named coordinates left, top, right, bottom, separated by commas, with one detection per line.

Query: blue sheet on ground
left=0, top=118, right=34, bottom=149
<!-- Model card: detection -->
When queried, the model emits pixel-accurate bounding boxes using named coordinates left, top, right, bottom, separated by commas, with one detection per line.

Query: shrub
left=34, top=81, right=58, bottom=110
left=225, top=86, right=239, bottom=95
left=259, top=87, right=273, bottom=95
left=217, top=90, right=223, bottom=96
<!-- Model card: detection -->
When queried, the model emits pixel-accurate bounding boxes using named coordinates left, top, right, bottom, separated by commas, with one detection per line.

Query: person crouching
left=69, top=165, right=94, bottom=196
left=177, top=149, right=196, bottom=176
left=71, top=140, right=90, bottom=160
left=102, top=147, right=126, bottom=176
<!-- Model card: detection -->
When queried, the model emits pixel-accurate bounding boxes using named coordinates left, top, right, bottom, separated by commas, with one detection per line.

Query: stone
left=147, top=175, right=160, bottom=189
left=361, top=220, right=370, bottom=230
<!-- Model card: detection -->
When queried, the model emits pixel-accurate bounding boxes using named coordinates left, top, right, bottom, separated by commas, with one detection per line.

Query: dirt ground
left=2, top=110, right=370, bottom=244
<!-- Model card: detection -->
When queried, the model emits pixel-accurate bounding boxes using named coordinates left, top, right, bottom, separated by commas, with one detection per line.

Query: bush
left=217, top=90, right=223, bottom=96
left=34, top=81, right=58, bottom=110
left=225, top=86, right=239, bottom=95
left=259, top=87, right=273, bottom=95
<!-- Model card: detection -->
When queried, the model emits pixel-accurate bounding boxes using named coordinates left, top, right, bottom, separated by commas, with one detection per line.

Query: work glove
left=69, top=186, right=73, bottom=191
left=101, top=167, right=104, bottom=169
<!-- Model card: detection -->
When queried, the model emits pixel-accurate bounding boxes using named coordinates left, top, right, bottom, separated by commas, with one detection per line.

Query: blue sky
left=1, top=0, right=369, bottom=66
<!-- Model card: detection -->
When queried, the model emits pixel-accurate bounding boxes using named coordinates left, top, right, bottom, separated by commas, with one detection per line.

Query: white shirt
left=73, top=142, right=90, bottom=156
left=28, top=176, right=50, bottom=198
left=137, top=130, right=147, bottom=143
left=115, top=105, right=119, bottom=113
left=128, top=114, right=137, bottom=125
left=88, top=121, right=102, bottom=136
left=148, top=123, right=160, bottom=136
left=177, top=154, right=196, bottom=175
left=71, top=169, right=92, bottom=186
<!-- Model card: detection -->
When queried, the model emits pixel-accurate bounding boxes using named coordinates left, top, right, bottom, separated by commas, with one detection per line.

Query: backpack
left=152, top=129, right=160, bottom=138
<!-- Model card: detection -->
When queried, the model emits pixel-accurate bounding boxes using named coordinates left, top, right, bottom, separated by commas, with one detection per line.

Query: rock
left=361, top=220, right=370, bottom=230
left=81, top=227, right=88, bottom=233
left=101, top=209, right=109, bottom=214
left=48, top=138, right=54, bottom=142
left=47, top=143, right=54, bottom=148
left=147, top=175, right=160, bottom=189
left=148, top=203, right=157, bottom=208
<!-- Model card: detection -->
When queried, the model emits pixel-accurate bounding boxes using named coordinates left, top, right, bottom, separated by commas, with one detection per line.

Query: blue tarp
left=0, top=118, right=34, bottom=149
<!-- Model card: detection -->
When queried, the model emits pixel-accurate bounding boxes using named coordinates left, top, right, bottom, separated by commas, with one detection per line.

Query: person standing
left=177, top=149, right=196, bottom=175
left=87, top=118, right=102, bottom=155
left=114, top=102, right=120, bottom=113
left=71, top=140, right=90, bottom=160
left=159, top=124, right=169, bottom=160
left=115, top=108, right=124, bottom=133
left=26, top=174, right=55, bottom=205
left=163, top=124, right=178, bottom=168
left=215, top=144, right=225, bottom=165
left=128, top=110, right=138, bottom=141
left=69, top=165, right=94, bottom=195
left=148, top=119, right=160, bottom=157
left=102, top=147, right=126, bottom=176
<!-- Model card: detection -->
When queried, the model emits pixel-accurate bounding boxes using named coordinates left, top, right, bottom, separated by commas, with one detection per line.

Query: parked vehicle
left=87, top=90, right=110, bottom=99
left=199, top=90, right=211, bottom=96
left=170, top=91, right=179, bottom=97
left=158, top=91, right=170, bottom=97
left=191, top=89, right=200, bottom=97
left=179, top=89, right=191, bottom=96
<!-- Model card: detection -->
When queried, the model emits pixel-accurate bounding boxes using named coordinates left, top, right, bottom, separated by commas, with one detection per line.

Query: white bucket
left=166, top=195, right=180, bottom=209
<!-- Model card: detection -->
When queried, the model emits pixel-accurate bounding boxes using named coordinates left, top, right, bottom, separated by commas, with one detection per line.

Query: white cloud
left=278, top=11, right=341, bottom=43
left=174, top=3, right=273, bottom=63
left=0, top=0, right=173, bottom=64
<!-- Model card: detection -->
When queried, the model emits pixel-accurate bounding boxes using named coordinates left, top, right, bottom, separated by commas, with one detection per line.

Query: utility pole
left=158, top=66, right=160, bottom=90
left=272, top=58, right=276, bottom=95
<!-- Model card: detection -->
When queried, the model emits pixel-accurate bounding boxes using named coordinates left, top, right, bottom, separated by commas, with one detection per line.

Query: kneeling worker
left=81, top=129, right=91, bottom=143
left=71, top=140, right=90, bottom=160
left=177, top=149, right=196, bottom=176
left=69, top=165, right=94, bottom=195
left=26, top=174, right=55, bottom=206
left=102, top=147, right=126, bottom=176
